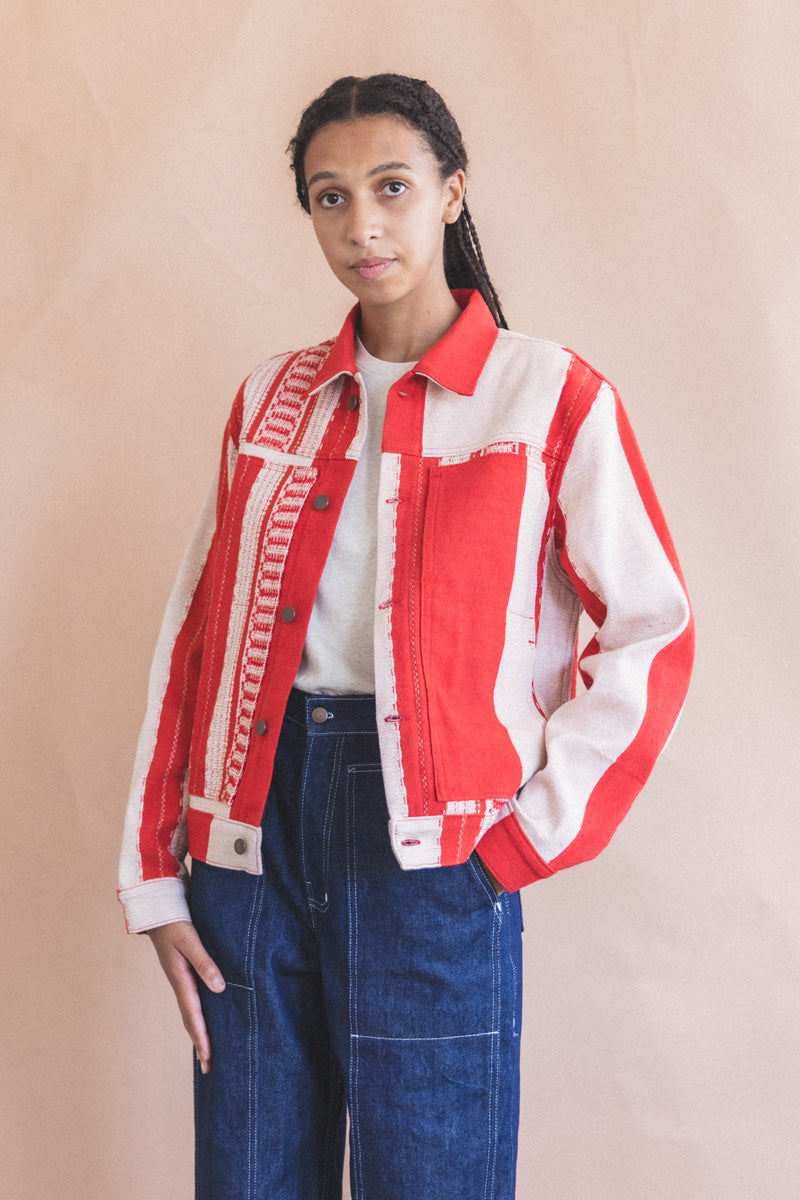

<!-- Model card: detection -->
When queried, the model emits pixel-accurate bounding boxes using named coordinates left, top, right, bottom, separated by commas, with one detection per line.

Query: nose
left=345, top=194, right=381, bottom=246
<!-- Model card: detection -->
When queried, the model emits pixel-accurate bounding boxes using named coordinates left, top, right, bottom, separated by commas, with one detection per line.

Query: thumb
left=182, top=930, right=226, bottom=994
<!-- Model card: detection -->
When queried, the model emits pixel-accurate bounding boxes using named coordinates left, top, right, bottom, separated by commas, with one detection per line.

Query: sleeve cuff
left=476, top=813, right=555, bottom=892
left=117, top=876, right=191, bottom=934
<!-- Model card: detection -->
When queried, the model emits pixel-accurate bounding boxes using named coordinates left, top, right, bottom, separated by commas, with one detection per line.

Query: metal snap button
left=311, top=706, right=329, bottom=724
left=347, top=393, right=359, bottom=411
left=233, top=838, right=247, bottom=855
left=281, top=606, right=296, bottom=622
left=313, top=494, right=329, bottom=510
left=255, top=719, right=267, bottom=736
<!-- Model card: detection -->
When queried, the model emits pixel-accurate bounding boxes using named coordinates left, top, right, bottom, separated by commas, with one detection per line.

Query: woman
left=119, top=73, right=694, bottom=1199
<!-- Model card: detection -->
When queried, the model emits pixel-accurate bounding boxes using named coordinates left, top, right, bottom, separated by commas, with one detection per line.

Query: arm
left=118, top=392, right=244, bottom=1064
left=118, top=387, right=243, bottom=933
left=479, top=381, right=694, bottom=891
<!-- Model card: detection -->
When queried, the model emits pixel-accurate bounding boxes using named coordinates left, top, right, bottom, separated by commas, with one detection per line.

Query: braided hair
left=288, top=74, right=507, bottom=329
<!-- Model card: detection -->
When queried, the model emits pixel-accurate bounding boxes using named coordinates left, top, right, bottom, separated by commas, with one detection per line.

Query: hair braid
left=443, top=202, right=506, bottom=328
left=287, top=73, right=508, bottom=329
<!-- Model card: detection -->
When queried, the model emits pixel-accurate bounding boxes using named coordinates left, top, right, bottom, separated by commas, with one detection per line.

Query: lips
left=351, top=257, right=393, bottom=280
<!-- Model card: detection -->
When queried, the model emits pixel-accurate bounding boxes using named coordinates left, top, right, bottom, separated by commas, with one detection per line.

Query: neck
left=357, top=287, right=462, bottom=363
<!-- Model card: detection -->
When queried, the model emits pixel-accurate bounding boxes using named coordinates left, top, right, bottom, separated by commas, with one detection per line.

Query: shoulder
left=243, top=336, right=336, bottom=403
left=493, top=327, right=613, bottom=390
left=236, top=335, right=338, bottom=428
left=479, top=329, right=620, bottom=464
left=484, top=327, right=616, bottom=417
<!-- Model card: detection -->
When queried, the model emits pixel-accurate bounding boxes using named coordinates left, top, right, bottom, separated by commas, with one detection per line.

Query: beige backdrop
left=3, top=1, right=798, bottom=1197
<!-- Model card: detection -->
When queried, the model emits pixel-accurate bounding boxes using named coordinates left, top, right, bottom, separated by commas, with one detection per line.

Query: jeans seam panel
left=346, top=763, right=362, bottom=1200
left=489, top=896, right=504, bottom=1199
left=243, top=872, right=264, bottom=1200
left=319, top=736, right=344, bottom=910
left=506, top=894, right=520, bottom=1039
left=345, top=762, right=380, bottom=1199
left=298, top=723, right=315, bottom=931
left=321, top=1042, right=344, bottom=1200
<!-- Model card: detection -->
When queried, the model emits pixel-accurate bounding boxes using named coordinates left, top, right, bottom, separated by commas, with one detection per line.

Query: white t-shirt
left=294, top=338, right=415, bottom=694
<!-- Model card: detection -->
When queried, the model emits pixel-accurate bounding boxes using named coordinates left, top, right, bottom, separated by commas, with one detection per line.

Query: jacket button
left=281, top=606, right=296, bottom=622
left=255, top=719, right=267, bottom=736
left=311, top=706, right=329, bottom=724
left=234, top=838, right=247, bottom=855
left=313, top=494, right=329, bottom=510
left=348, top=393, right=359, bottom=411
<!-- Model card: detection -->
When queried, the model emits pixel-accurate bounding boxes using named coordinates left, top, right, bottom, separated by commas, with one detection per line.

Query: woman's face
left=303, top=115, right=465, bottom=317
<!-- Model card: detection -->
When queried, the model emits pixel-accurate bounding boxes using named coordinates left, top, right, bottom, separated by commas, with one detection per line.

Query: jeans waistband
left=284, top=687, right=378, bottom=734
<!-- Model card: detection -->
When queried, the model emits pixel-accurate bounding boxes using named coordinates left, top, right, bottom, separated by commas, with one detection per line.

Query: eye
left=317, top=191, right=344, bottom=209
left=382, top=180, right=408, bottom=197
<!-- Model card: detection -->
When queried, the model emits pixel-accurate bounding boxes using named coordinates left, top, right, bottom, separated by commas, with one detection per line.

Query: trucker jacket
left=118, top=289, right=694, bottom=934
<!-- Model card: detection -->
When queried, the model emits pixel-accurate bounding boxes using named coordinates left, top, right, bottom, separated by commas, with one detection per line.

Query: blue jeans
left=191, top=690, right=523, bottom=1199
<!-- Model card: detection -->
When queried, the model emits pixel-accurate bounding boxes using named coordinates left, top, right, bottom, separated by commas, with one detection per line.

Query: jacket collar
left=308, top=289, right=499, bottom=397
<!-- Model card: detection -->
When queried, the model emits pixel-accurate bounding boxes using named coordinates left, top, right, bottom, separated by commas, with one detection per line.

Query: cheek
left=311, top=222, right=341, bottom=264
left=400, top=202, right=445, bottom=256
left=415, top=213, right=447, bottom=263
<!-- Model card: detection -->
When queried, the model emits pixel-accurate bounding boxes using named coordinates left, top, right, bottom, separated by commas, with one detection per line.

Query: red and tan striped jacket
left=118, top=290, right=694, bottom=933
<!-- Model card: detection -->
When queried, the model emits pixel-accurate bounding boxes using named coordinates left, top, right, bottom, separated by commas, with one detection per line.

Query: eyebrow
left=306, top=161, right=416, bottom=188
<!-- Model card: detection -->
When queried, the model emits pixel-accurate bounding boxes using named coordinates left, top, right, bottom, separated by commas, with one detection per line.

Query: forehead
left=303, top=115, right=437, bottom=181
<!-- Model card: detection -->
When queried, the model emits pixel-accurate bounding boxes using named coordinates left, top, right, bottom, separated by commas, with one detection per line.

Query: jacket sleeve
left=117, top=389, right=243, bottom=933
left=477, top=379, right=695, bottom=891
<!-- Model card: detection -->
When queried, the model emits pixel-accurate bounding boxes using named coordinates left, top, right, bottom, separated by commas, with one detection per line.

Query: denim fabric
left=191, top=690, right=523, bottom=1200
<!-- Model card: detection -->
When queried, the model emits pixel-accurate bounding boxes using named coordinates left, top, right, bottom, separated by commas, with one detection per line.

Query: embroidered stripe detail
left=220, top=468, right=316, bottom=805
left=202, top=463, right=287, bottom=800
left=251, top=344, right=332, bottom=451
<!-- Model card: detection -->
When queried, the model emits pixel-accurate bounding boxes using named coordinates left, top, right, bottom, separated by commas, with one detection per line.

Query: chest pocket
left=417, top=451, right=532, bottom=803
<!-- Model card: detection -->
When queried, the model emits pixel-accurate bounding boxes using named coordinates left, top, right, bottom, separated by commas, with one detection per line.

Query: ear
left=442, top=168, right=466, bottom=224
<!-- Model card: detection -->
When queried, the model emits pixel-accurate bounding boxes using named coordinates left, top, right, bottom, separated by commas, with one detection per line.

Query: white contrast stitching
left=346, top=765, right=363, bottom=1200
left=352, top=1030, right=498, bottom=1042
left=243, top=869, right=265, bottom=1200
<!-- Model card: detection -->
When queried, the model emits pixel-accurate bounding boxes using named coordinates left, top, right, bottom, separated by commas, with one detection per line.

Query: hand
left=484, top=865, right=505, bottom=896
left=476, top=854, right=505, bottom=896
left=147, top=920, right=225, bottom=1074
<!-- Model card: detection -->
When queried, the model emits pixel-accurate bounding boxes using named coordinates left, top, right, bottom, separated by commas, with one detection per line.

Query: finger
left=176, top=969, right=214, bottom=1074
left=165, top=951, right=218, bottom=1073
left=171, top=924, right=226, bottom=994
left=148, top=923, right=223, bottom=1072
left=188, top=947, right=227, bottom=995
